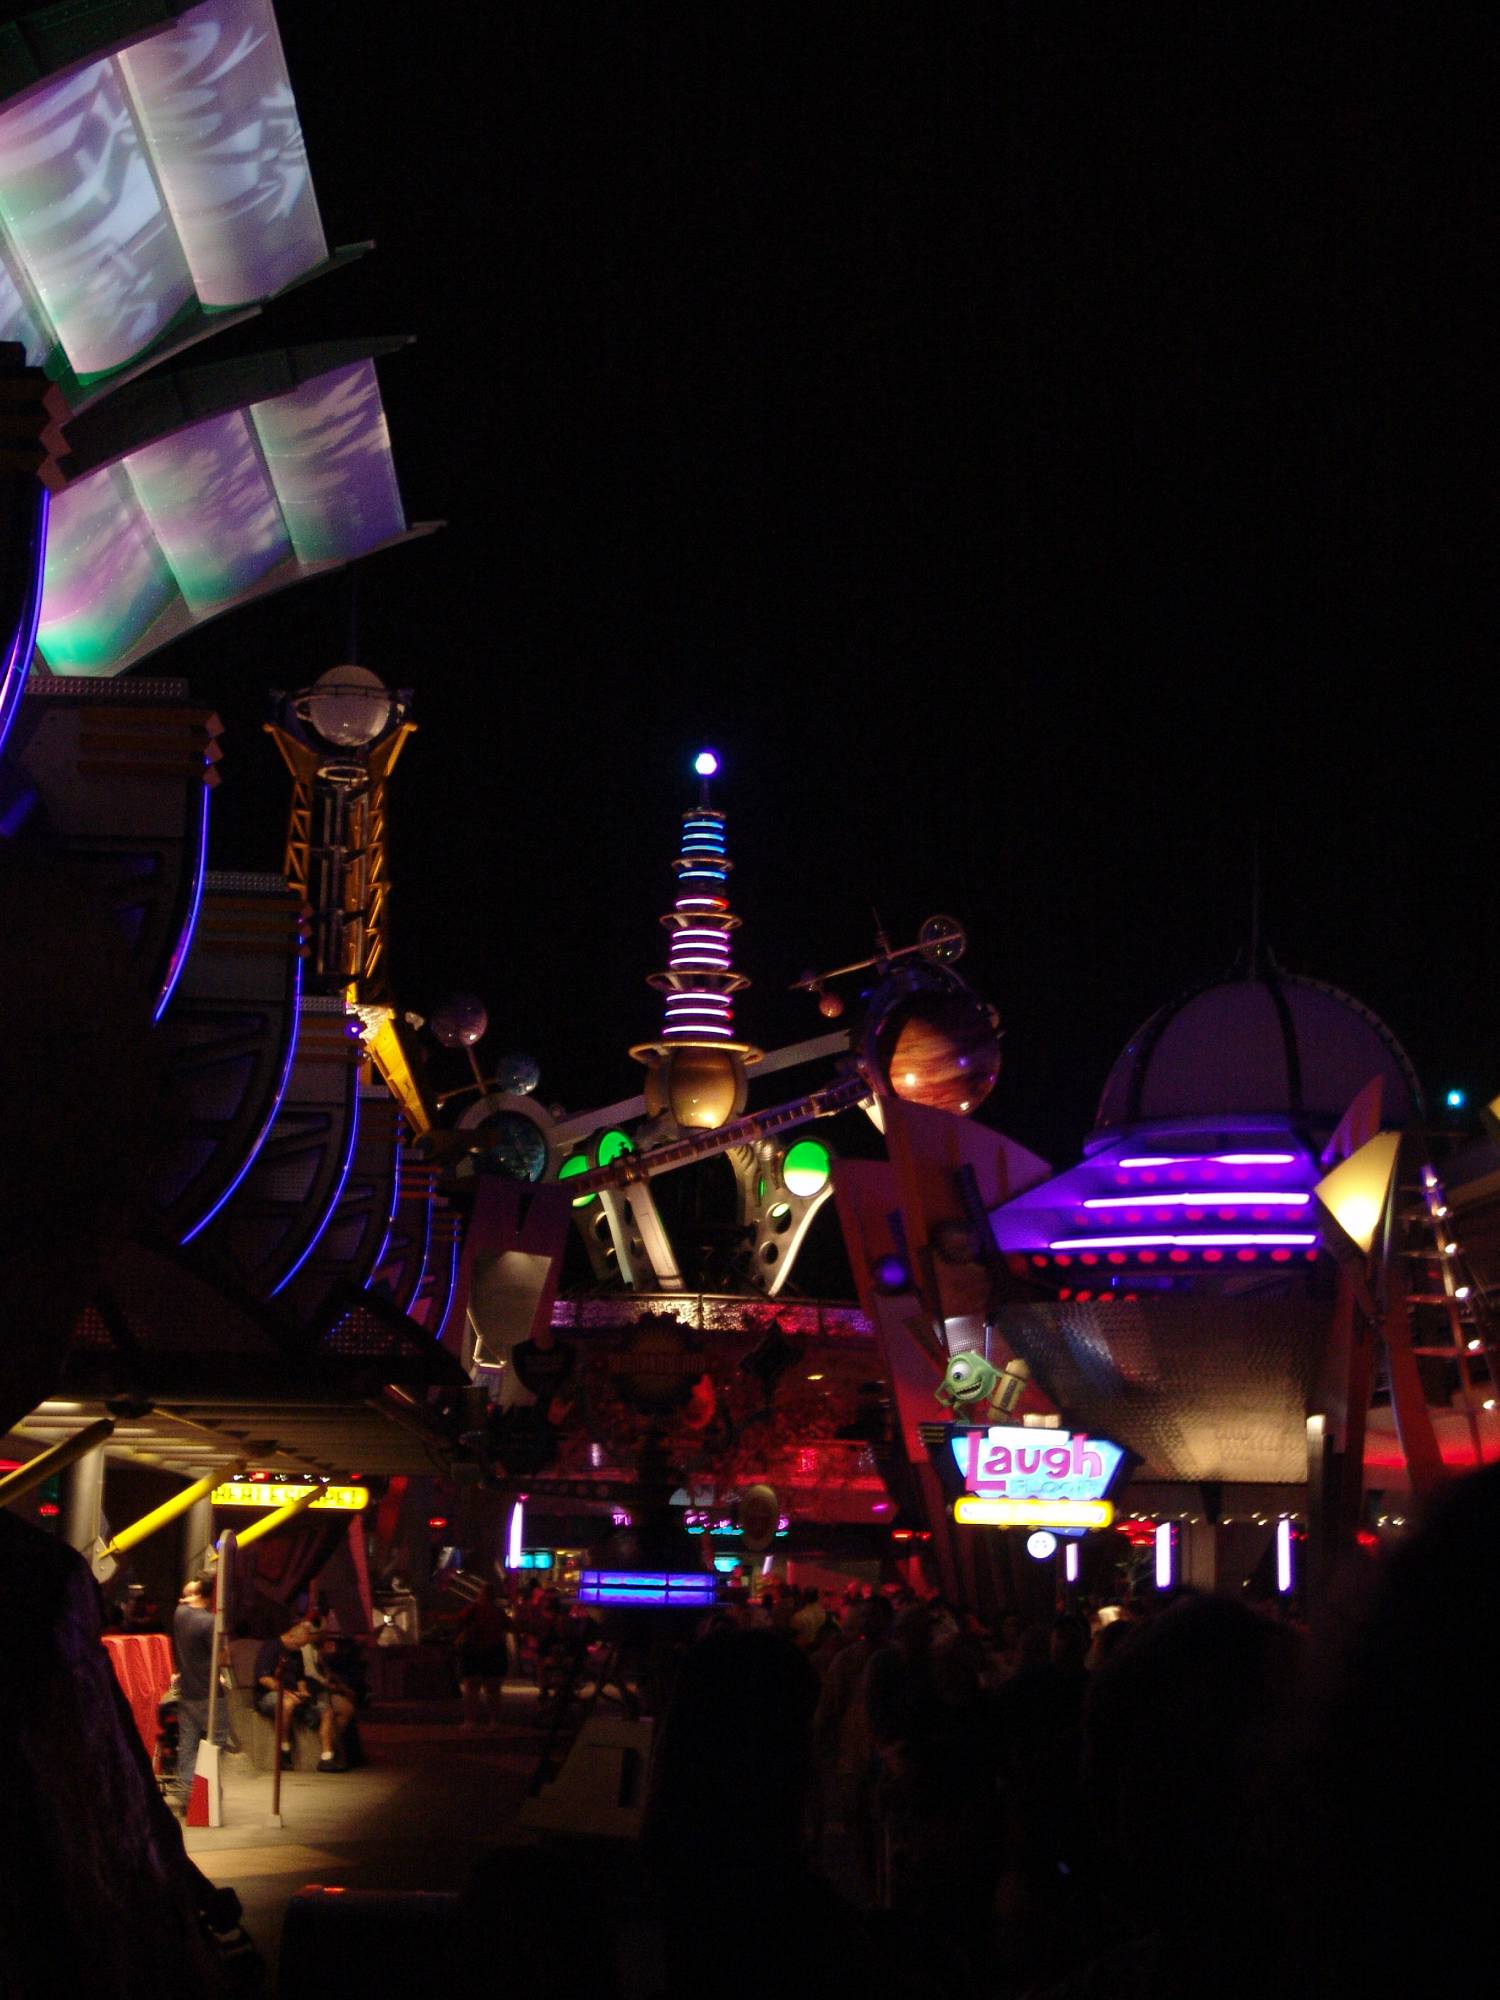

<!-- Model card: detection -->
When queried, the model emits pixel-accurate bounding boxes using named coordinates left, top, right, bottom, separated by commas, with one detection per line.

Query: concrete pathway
left=185, top=1688, right=546, bottom=1977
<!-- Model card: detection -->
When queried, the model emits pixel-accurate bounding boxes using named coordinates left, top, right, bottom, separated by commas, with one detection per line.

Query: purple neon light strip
left=393, top=1176, right=434, bottom=1312
left=180, top=953, right=304, bottom=1244
left=367, top=1120, right=404, bottom=1277
left=269, top=1057, right=362, bottom=1296
left=1155, top=1523, right=1173, bottom=1589
left=1276, top=1518, right=1293, bottom=1594
left=0, top=485, right=49, bottom=761
left=1047, top=1231, right=1318, bottom=1250
left=428, top=1222, right=462, bottom=1342
left=1083, top=1191, right=1310, bottom=1209
left=154, top=777, right=211, bottom=1021
left=1117, top=1153, right=1298, bottom=1168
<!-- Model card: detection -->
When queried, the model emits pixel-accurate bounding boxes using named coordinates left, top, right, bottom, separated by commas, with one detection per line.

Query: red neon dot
left=1031, top=1256, right=1047, bottom=1268
left=1186, top=1208, right=1205, bottom=1222
left=1169, top=1168, right=1187, bottom=1182
left=1058, top=1287, right=1072, bottom=1301
left=1099, top=1292, right=1116, bottom=1305
left=38, top=1502, right=60, bottom=1517
left=1122, top=1292, right=1139, bottom=1302
left=1139, top=1250, right=1158, bottom=1264
left=1075, top=1289, right=1092, bottom=1301
left=1252, top=1208, right=1271, bottom=1222
left=1304, top=1250, right=1318, bottom=1262
left=1054, top=1254, right=1072, bottom=1268
left=1217, top=1208, right=1236, bottom=1221
left=1142, top=1172, right=1158, bottom=1185
left=1271, top=1248, right=1291, bottom=1263
left=1126, top=1210, right=1143, bottom=1224
left=1169, top=1249, right=1189, bottom=1263
left=1081, top=1253, right=1099, bottom=1266
left=1107, top=1251, right=1126, bottom=1265
left=1236, top=1249, right=1257, bottom=1263
left=1203, top=1249, right=1223, bottom=1263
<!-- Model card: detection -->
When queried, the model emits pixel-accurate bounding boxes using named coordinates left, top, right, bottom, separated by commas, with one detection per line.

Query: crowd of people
left=453, top=1478, right=1498, bottom=2000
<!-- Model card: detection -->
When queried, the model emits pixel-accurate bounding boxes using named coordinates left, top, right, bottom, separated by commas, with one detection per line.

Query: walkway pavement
left=184, top=1689, right=546, bottom=1978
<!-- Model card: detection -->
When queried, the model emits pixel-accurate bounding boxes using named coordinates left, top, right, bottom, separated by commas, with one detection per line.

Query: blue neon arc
left=428, top=1225, right=461, bottom=1341
left=154, top=776, right=211, bottom=1021
left=269, top=1061, right=361, bottom=1297
left=180, top=954, right=304, bottom=1244
left=0, top=485, right=49, bottom=762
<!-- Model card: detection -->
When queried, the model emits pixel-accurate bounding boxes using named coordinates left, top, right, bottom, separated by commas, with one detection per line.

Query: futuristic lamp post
left=1311, top=1131, right=1441, bottom=1576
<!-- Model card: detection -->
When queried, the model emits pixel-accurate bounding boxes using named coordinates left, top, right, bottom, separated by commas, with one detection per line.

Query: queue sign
left=211, top=1482, right=369, bottom=1512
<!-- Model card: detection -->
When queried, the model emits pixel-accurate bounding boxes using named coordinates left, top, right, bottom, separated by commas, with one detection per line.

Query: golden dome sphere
left=643, top=1045, right=748, bottom=1131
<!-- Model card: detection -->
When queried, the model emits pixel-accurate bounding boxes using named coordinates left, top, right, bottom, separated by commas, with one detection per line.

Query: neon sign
left=950, top=1426, right=1124, bottom=1503
left=211, top=1482, right=368, bottom=1512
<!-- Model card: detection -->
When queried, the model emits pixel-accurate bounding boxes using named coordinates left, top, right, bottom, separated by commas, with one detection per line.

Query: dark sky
left=173, top=4, right=1492, bottom=1169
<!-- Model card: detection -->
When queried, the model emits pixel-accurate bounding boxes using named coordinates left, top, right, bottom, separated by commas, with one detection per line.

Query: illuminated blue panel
left=576, top=1570, right=717, bottom=1608
left=118, top=0, right=328, bottom=307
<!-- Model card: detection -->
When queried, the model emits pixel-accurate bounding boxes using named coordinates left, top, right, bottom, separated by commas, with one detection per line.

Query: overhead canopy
left=38, top=353, right=434, bottom=673
left=0, top=0, right=335, bottom=397
left=10, top=1390, right=455, bottom=1479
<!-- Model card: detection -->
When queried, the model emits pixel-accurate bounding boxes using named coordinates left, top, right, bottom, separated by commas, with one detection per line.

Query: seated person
left=253, top=1620, right=355, bottom=1771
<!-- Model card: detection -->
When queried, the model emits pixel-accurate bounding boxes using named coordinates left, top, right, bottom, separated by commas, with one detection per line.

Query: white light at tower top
left=693, top=749, right=719, bottom=777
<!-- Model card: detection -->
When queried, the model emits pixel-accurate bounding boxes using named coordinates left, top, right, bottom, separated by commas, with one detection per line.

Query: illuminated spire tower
left=630, top=749, right=762, bottom=1130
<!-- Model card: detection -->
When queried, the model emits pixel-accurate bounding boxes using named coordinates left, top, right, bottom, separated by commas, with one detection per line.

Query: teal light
left=1446, top=1088, right=1467, bottom=1110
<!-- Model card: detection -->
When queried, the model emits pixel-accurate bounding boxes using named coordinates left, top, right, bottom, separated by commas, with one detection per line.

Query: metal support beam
left=233, top=1483, right=323, bottom=1548
left=181, top=1493, right=215, bottom=1579
left=100, top=1468, right=232, bottom=1562
left=60, top=1441, right=107, bottom=1556
left=0, top=1418, right=115, bottom=1507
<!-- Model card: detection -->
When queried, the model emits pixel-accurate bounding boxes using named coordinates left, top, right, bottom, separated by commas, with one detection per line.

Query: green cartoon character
left=935, top=1349, right=1030, bottom=1418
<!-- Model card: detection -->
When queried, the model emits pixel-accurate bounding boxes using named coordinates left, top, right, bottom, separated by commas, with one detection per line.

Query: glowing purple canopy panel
left=0, top=0, right=327, bottom=382
left=118, top=0, right=327, bottom=308
left=36, top=359, right=419, bottom=674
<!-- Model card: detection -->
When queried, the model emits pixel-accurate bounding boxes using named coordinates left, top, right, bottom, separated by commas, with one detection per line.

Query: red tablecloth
left=102, top=1633, right=175, bottom=1755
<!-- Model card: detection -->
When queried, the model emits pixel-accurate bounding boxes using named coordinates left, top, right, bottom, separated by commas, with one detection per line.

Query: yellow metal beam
left=101, top=1468, right=234, bottom=1561
left=0, top=1418, right=115, bottom=1506
left=356, top=1002, right=432, bottom=1135
left=232, top=1481, right=325, bottom=1548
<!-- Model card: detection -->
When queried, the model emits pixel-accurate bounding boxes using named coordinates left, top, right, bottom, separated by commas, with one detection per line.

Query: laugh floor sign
left=950, top=1426, right=1125, bottom=1503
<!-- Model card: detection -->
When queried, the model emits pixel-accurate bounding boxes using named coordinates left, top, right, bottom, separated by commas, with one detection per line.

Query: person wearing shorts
left=454, top=1583, right=511, bottom=1730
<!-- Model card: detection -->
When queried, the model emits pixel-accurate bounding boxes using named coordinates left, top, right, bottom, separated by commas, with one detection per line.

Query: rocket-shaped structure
left=630, top=750, right=762, bottom=1130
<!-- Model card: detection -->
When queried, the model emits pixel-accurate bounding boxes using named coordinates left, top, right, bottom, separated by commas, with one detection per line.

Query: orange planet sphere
left=874, top=991, right=1000, bottom=1115
left=644, top=1045, right=748, bottom=1130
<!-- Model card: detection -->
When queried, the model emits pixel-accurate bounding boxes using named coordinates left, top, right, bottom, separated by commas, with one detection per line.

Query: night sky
left=174, top=5, right=1491, bottom=1171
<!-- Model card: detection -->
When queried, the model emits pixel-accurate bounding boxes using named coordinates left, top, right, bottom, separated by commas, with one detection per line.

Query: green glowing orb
left=596, top=1128, right=635, bottom=1168
left=558, top=1153, right=595, bottom=1206
left=782, top=1138, right=831, bottom=1199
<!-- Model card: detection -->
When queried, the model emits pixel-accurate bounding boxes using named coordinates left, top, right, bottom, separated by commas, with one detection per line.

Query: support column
left=181, top=1492, right=216, bottom=1579
left=61, top=1443, right=107, bottom=1558
left=1182, top=1518, right=1218, bottom=1591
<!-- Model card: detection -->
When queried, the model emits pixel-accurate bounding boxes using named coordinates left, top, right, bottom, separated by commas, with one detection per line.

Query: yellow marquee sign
left=211, top=1482, right=368, bottom=1513
left=953, top=1495, right=1114, bottom=1530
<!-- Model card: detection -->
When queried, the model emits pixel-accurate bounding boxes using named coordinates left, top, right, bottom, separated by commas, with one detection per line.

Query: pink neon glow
left=1155, top=1522, right=1173, bottom=1589
left=1048, top=1232, right=1318, bottom=1251
left=665, top=1025, right=733, bottom=1037
left=1084, top=1192, right=1309, bottom=1209
left=1119, top=1153, right=1297, bottom=1168
left=1217, top=1154, right=1297, bottom=1165
left=1276, top=1518, right=1293, bottom=1594
left=1065, top=1541, right=1080, bottom=1584
left=506, top=1499, right=524, bottom=1570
